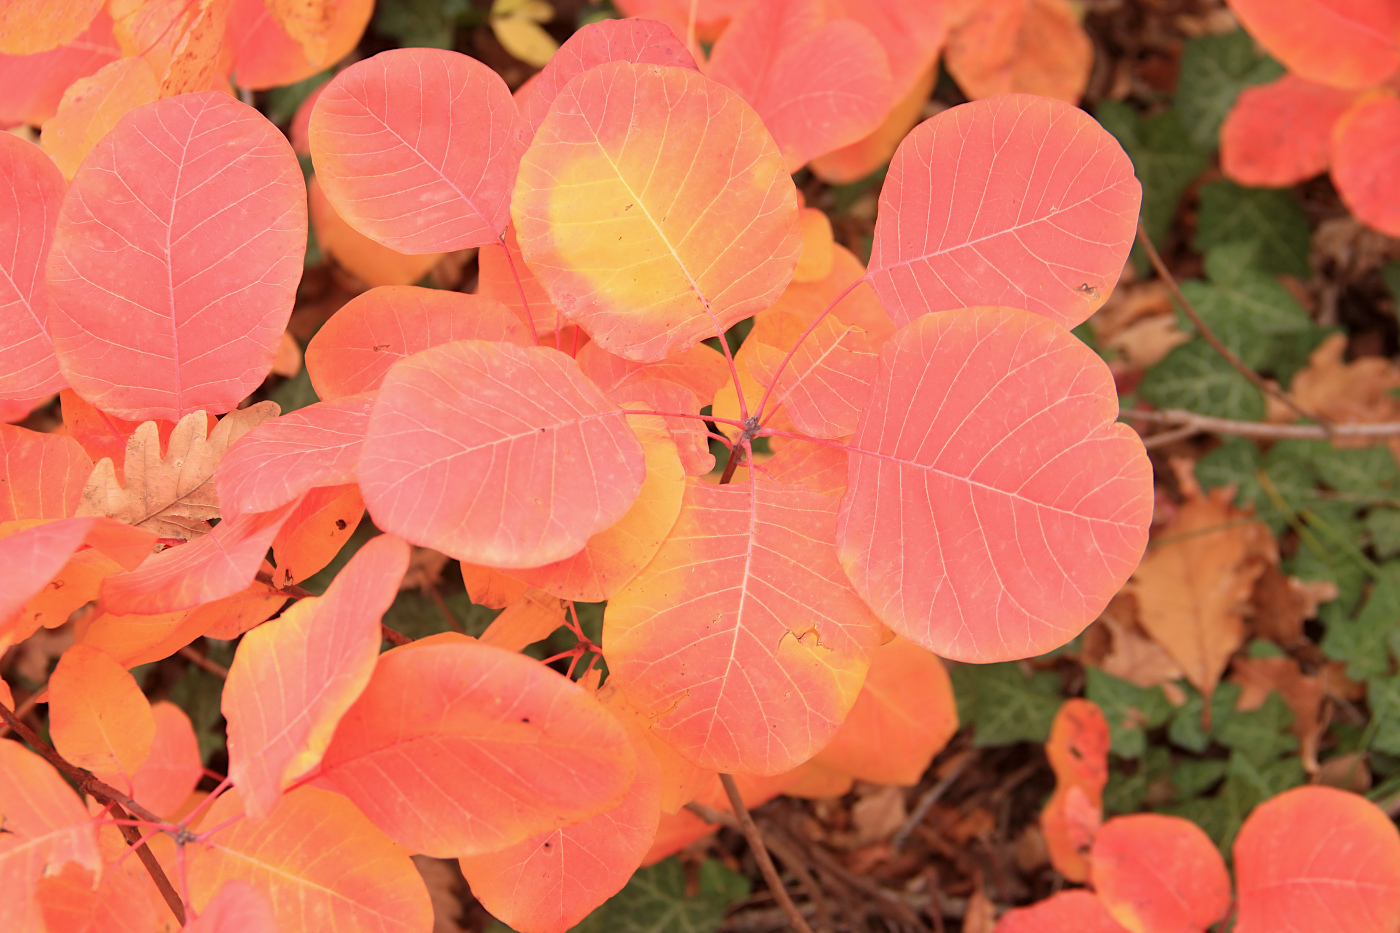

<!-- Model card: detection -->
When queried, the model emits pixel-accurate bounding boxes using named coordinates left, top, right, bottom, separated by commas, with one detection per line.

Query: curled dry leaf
left=77, top=403, right=279, bottom=539
left=1230, top=655, right=1327, bottom=773
left=1124, top=459, right=1277, bottom=700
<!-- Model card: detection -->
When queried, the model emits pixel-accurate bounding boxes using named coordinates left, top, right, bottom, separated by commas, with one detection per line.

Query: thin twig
left=425, top=582, right=462, bottom=632
left=380, top=624, right=412, bottom=646
left=718, top=773, right=816, bottom=933
left=0, top=701, right=185, bottom=923
left=892, top=753, right=975, bottom=851
left=1136, top=221, right=1327, bottom=428
left=251, top=570, right=413, bottom=643
left=1140, top=424, right=1203, bottom=449
left=0, top=684, right=45, bottom=738
left=1124, top=408, right=1400, bottom=439
left=178, top=646, right=228, bottom=679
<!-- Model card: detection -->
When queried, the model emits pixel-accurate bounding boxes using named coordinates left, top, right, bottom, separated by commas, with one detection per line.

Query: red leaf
left=512, top=60, right=802, bottom=362
left=611, top=0, right=746, bottom=42
left=0, top=11, right=118, bottom=128
left=576, top=340, right=730, bottom=403
left=522, top=17, right=697, bottom=137
left=811, top=635, right=957, bottom=785
left=307, top=177, right=444, bottom=288
left=183, top=881, right=276, bottom=933
left=100, top=499, right=299, bottom=615
left=1091, top=813, right=1232, bottom=933
left=606, top=477, right=883, bottom=775
left=310, top=47, right=525, bottom=253
left=0, top=132, right=66, bottom=399
left=867, top=94, right=1140, bottom=329
left=0, top=423, right=92, bottom=520
left=0, top=739, right=102, bottom=931
left=1331, top=92, right=1400, bottom=238
left=836, top=308, right=1153, bottom=661
left=1221, top=74, right=1357, bottom=187
left=215, top=394, right=373, bottom=515
left=1234, top=785, right=1400, bottom=933
left=760, top=242, right=896, bottom=349
left=188, top=786, right=433, bottom=933
left=129, top=700, right=202, bottom=817
left=46, top=91, right=306, bottom=421
left=226, top=534, right=407, bottom=819
left=305, top=286, right=530, bottom=401
left=318, top=637, right=638, bottom=856
left=708, top=0, right=892, bottom=171
left=458, top=706, right=664, bottom=933
left=1041, top=698, right=1110, bottom=881
left=994, top=890, right=1130, bottom=933
left=358, top=340, right=645, bottom=569
left=1225, top=0, right=1400, bottom=90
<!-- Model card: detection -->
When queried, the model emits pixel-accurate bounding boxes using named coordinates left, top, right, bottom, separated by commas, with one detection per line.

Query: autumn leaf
left=0, top=424, right=93, bottom=521
left=0, top=0, right=104, bottom=55
left=1124, top=458, right=1276, bottom=699
left=0, top=133, right=67, bottom=399
left=1090, top=814, right=1231, bottom=933
left=77, top=404, right=278, bottom=539
left=1040, top=699, right=1110, bottom=882
left=47, top=643, right=154, bottom=794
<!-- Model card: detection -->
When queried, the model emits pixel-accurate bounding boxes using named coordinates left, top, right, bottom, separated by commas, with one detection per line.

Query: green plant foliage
left=1137, top=340, right=1266, bottom=420
left=1368, top=674, right=1400, bottom=757
left=1167, top=681, right=1243, bottom=754
left=269, top=362, right=320, bottom=414
left=1322, top=564, right=1400, bottom=681
left=1366, top=509, right=1400, bottom=559
left=166, top=643, right=236, bottom=763
left=1174, top=31, right=1284, bottom=150
left=1194, top=181, right=1312, bottom=279
left=1085, top=667, right=1173, bottom=758
left=374, top=0, right=478, bottom=48
left=265, top=71, right=332, bottom=126
left=951, top=662, right=1061, bottom=746
left=569, top=858, right=752, bottom=933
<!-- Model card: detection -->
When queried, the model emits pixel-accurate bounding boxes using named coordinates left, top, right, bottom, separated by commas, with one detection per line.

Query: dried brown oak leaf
left=1082, top=592, right=1185, bottom=689
left=75, top=402, right=279, bottom=540
left=1124, top=459, right=1277, bottom=700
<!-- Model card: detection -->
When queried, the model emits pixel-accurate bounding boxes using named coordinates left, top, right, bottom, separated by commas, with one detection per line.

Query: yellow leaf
left=491, top=15, right=558, bottom=67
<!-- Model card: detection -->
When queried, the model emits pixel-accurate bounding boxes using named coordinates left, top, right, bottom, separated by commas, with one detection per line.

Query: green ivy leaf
left=1138, top=340, right=1266, bottom=421
left=1175, top=31, right=1284, bottom=150
left=1170, top=757, right=1228, bottom=801
left=264, top=70, right=332, bottom=126
left=1168, top=681, right=1243, bottom=753
left=1368, top=674, right=1400, bottom=757
left=1366, top=509, right=1400, bottom=559
left=1322, top=564, right=1400, bottom=681
left=374, top=0, right=476, bottom=48
left=1085, top=667, right=1173, bottom=758
left=949, top=662, right=1061, bottom=747
left=1215, top=691, right=1297, bottom=765
left=569, top=858, right=751, bottom=933
left=270, top=364, right=320, bottom=415
left=1194, top=182, right=1311, bottom=280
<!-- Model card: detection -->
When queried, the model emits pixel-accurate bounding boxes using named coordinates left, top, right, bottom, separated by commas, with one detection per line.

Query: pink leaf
left=1221, top=74, right=1357, bottom=187
left=215, top=394, right=373, bottom=515
left=225, top=534, right=407, bottom=819
left=0, top=132, right=66, bottom=399
left=0, top=516, right=154, bottom=630
left=0, top=423, right=92, bottom=520
left=0, top=11, right=119, bottom=128
left=836, top=308, right=1153, bottom=662
left=183, top=881, right=276, bottom=933
left=310, top=47, right=525, bottom=253
left=129, top=700, right=202, bottom=817
left=305, top=286, right=529, bottom=400
left=46, top=91, right=306, bottom=421
left=867, top=94, right=1140, bottom=329
left=357, top=340, right=645, bottom=569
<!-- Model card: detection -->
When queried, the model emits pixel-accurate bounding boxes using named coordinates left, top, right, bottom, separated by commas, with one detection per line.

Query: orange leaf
left=306, top=177, right=444, bottom=287
left=1230, top=655, right=1327, bottom=773
left=216, top=395, right=372, bottom=515
left=994, top=889, right=1130, bottom=933
left=868, top=95, right=1139, bottom=329
left=460, top=562, right=529, bottom=610
left=458, top=705, right=664, bottom=933
left=130, top=700, right=202, bottom=817
left=183, top=881, right=276, bottom=933
left=476, top=221, right=564, bottom=341
left=0, top=12, right=118, bottom=128
left=792, top=207, right=834, bottom=282
left=707, top=0, right=893, bottom=171
left=1091, top=814, right=1232, bottom=933
left=512, top=60, right=802, bottom=362
left=35, top=856, right=155, bottom=933
left=0, top=424, right=92, bottom=520
left=77, top=580, right=286, bottom=666
left=0, top=0, right=103, bottom=55
left=1234, top=785, right=1400, bottom=933
left=511, top=413, right=685, bottom=601
left=1040, top=698, right=1109, bottom=882
left=824, top=0, right=947, bottom=102
left=49, top=643, right=154, bottom=794
left=746, top=311, right=878, bottom=439
left=611, top=0, right=745, bottom=43
left=305, top=286, right=530, bottom=401
left=1221, top=74, right=1357, bottom=188
left=187, top=786, right=433, bottom=933
left=1331, top=91, right=1400, bottom=238
left=226, top=534, right=406, bottom=819
left=0, top=132, right=67, bottom=399
left=479, top=588, right=566, bottom=653
left=0, top=741, right=103, bottom=932
left=311, top=48, right=524, bottom=253
left=944, top=0, right=1092, bottom=103
left=225, top=0, right=371, bottom=91
left=358, top=340, right=646, bottom=569
left=812, top=635, right=957, bottom=786
left=811, top=62, right=938, bottom=186
left=605, top=477, right=882, bottom=775
left=759, top=242, right=895, bottom=348
left=1225, top=0, right=1400, bottom=90
left=268, top=483, right=364, bottom=588
left=319, top=637, right=637, bottom=856
left=39, top=56, right=158, bottom=180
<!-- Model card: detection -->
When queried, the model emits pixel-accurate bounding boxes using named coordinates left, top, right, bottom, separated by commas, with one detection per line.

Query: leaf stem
left=753, top=276, right=866, bottom=426
left=718, top=773, right=817, bottom=933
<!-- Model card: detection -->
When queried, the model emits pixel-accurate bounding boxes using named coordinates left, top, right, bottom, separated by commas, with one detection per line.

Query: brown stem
left=1136, top=221, right=1327, bottom=428
left=718, top=773, right=816, bottom=933
left=0, top=702, right=185, bottom=923
left=0, top=684, right=46, bottom=739
left=251, top=570, right=413, bottom=644
left=892, top=752, right=974, bottom=851
left=178, top=645, right=228, bottom=679
left=381, top=624, right=412, bottom=646
left=1124, top=408, right=1400, bottom=440
left=426, top=583, right=463, bottom=633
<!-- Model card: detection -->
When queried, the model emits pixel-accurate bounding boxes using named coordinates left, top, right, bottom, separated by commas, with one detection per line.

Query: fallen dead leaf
left=1105, top=314, right=1191, bottom=369
left=1250, top=564, right=1338, bottom=647
left=401, top=546, right=450, bottom=592
left=1125, top=459, right=1277, bottom=700
left=1288, top=335, right=1400, bottom=455
left=1314, top=752, right=1372, bottom=793
left=76, top=403, right=279, bottom=539
left=963, top=871, right=998, bottom=933
left=1082, top=593, right=1185, bottom=689
left=1230, top=655, right=1327, bottom=773
left=849, top=784, right=907, bottom=848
